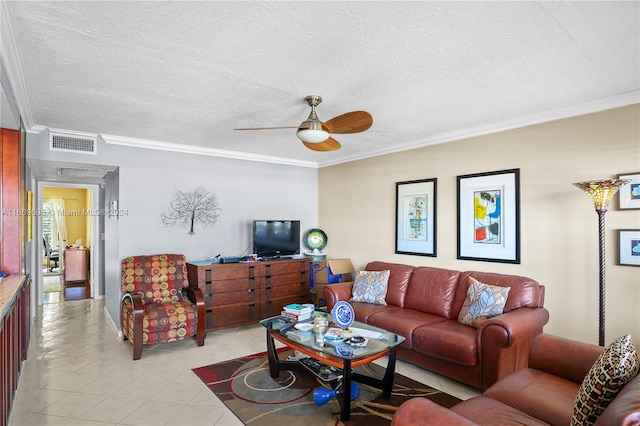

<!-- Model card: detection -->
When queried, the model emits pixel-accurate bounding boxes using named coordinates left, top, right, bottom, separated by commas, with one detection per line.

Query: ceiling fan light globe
left=296, top=128, right=330, bottom=143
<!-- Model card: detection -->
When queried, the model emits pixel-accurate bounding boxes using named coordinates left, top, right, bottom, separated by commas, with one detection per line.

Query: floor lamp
left=573, top=178, right=630, bottom=346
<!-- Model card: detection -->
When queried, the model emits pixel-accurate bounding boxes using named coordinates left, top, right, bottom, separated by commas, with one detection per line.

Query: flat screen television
left=253, top=220, right=300, bottom=258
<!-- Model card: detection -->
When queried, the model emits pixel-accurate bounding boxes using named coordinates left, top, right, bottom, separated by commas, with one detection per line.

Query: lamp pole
left=596, top=209, right=606, bottom=347
left=573, top=179, right=630, bottom=346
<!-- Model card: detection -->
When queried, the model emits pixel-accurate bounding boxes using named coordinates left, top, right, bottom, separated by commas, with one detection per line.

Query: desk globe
left=303, top=228, right=328, bottom=260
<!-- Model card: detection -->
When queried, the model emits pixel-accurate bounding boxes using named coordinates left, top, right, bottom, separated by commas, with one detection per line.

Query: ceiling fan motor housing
left=297, top=95, right=330, bottom=142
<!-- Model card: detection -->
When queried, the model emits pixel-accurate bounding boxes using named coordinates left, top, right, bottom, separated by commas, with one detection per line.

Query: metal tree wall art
left=161, top=187, right=222, bottom=235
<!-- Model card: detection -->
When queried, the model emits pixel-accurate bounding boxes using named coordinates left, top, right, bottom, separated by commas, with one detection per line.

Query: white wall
left=26, top=133, right=318, bottom=330
left=319, top=104, right=640, bottom=346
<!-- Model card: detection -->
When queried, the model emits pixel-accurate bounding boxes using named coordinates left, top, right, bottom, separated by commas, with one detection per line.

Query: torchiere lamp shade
left=573, top=179, right=631, bottom=211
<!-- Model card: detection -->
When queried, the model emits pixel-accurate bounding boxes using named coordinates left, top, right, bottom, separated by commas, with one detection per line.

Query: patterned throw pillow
left=457, top=277, right=510, bottom=328
left=350, top=270, right=390, bottom=305
left=571, top=334, right=639, bottom=426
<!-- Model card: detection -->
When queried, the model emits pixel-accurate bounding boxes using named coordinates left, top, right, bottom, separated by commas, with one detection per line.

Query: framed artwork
left=395, top=178, right=437, bottom=256
left=617, top=172, right=640, bottom=210
left=457, top=169, right=520, bottom=263
left=618, top=229, right=640, bottom=266
left=27, top=191, right=33, bottom=242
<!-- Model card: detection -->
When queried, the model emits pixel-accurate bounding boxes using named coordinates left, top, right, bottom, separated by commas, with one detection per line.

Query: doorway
left=39, top=184, right=99, bottom=304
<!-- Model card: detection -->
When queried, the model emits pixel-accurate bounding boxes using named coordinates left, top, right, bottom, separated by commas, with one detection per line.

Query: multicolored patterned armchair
left=120, top=254, right=205, bottom=360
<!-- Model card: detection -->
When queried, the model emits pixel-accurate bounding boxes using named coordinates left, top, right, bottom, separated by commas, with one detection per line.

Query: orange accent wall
left=1, top=128, right=22, bottom=274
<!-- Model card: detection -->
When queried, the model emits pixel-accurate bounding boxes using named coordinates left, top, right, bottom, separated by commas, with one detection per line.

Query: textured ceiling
left=2, top=1, right=639, bottom=167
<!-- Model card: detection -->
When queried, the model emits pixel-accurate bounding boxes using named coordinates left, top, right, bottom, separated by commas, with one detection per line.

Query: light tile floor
left=9, top=299, right=481, bottom=425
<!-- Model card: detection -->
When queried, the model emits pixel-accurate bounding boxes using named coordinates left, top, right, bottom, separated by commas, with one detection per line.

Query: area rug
left=192, top=349, right=461, bottom=425
left=43, top=275, right=62, bottom=293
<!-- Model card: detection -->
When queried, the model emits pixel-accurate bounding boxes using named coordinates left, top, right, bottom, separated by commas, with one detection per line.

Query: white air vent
left=57, top=167, right=109, bottom=178
left=49, top=131, right=97, bottom=154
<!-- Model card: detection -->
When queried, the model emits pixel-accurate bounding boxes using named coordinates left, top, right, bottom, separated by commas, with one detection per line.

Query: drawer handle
left=248, top=289, right=254, bottom=293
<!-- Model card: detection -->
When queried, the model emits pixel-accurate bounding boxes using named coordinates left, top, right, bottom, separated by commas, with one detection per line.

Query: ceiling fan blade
left=303, top=137, right=342, bottom=152
left=323, top=111, right=373, bottom=134
left=234, top=126, right=298, bottom=130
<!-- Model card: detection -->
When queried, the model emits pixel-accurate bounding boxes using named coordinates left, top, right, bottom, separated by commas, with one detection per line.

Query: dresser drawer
left=204, top=288, right=259, bottom=306
left=266, top=260, right=307, bottom=276
left=204, top=303, right=261, bottom=330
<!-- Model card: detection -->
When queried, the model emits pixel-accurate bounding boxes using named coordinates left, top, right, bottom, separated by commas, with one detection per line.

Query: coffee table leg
left=340, top=359, right=352, bottom=421
left=266, top=331, right=279, bottom=378
left=381, top=346, right=397, bottom=399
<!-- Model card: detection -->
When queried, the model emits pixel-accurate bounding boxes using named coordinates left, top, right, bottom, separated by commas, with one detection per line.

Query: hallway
left=42, top=274, right=91, bottom=304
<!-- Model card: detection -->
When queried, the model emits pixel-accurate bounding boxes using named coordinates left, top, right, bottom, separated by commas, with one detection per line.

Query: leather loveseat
left=323, top=261, right=549, bottom=389
left=391, top=333, right=640, bottom=425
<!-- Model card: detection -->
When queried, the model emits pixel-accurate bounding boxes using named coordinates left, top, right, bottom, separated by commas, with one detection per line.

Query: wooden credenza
left=64, top=248, right=89, bottom=282
left=187, top=258, right=310, bottom=332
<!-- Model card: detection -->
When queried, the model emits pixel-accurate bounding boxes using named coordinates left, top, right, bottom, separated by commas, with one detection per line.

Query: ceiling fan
left=234, top=95, right=373, bottom=152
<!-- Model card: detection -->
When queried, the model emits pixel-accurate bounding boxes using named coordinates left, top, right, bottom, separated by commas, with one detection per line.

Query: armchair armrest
left=477, top=307, right=550, bottom=388
left=121, top=293, right=144, bottom=359
left=182, top=286, right=206, bottom=346
left=391, top=398, right=477, bottom=426
left=528, top=333, right=603, bottom=384
left=322, top=282, right=354, bottom=312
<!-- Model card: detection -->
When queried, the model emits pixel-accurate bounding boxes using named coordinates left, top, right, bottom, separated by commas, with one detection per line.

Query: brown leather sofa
left=323, top=261, right=549, bottom=389
left=391, top=333, right=640, bottom=425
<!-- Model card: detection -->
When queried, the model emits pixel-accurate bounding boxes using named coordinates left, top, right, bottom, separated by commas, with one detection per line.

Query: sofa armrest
left=478, top=307, right=550, bottom=388
left=595, top=373, right=640, bottom=426
left=528, top=333, right=603, bottom=384
left=322, top=282, right=354, bottom=312
left=391, top=398, right=478, bottom=426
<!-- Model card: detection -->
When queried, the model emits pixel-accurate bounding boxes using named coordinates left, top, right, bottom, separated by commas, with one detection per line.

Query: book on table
left=283, top=303, right=313, bottom=315
left=281, top=310, right=312, bottom=322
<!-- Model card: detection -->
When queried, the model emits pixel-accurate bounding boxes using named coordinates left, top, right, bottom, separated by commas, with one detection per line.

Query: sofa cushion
left=572, top=334, right=639, bottom=426
left=412, top=320, right=478, bottom=366
left=350, top=270, right=390, bottom=305
left=403, top=266, right=461, bottom=319
left=451, top=396, right=548, bottom=426
left=452, top=271, right=540, bottom=317
left=351, top=301, right=400, bottom=323
left=484, top=367, right=580, bottom=425
left=366, top=308, right=445, bottom=350
left=365, top=261, right=414, bottom=308
left=458, top=277, right=510, bottom=328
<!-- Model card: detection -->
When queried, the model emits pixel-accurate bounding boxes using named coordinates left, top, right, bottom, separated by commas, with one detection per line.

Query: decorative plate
left=303, top=228, right=328, bottom=251
left=332, top=301, right=355, bottom=329
left=333, top=344, right=355, bottom=357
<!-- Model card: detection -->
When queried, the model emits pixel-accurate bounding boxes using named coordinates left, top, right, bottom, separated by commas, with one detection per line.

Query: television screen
left=253, top=220, right=300, bottom=258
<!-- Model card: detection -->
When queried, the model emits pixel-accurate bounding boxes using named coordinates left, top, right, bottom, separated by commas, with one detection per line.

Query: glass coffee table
left=260, top=314, right=405, bottom=421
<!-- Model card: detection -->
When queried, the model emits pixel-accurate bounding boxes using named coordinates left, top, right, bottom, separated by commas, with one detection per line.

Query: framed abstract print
left=617, top=172, right=640, bottom=210
left=395, top=178, right=437, bottom=256
left=618, top=229, right=640, bottom=266
left=457, top=169, right=520, bottom=264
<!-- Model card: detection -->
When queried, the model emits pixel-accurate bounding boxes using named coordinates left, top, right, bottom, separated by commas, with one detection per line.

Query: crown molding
left=100, top=133, right=319, bottom=168
left=317, top=91, right=640, bottom=167
left=1, top=1, right=35, bottom=129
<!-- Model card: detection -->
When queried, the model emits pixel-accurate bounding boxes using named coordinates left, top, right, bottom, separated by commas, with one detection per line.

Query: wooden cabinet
left=64, top=248, right=88, bottom=282
left=1, top=276, right=30, bottom=426
left=0, top=129, right=23, bottom=275
left=187, top=258, right=310, bottom=332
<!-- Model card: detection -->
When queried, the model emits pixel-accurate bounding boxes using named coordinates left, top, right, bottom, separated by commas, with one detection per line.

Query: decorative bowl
left=294, top=323, right=314, bottom=332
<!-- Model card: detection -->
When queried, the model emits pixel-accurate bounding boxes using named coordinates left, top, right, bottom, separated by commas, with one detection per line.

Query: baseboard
left=104, top=304, right=123, bottom=339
